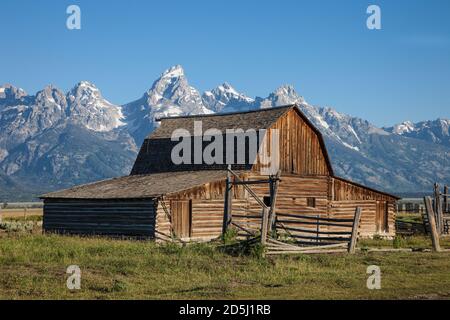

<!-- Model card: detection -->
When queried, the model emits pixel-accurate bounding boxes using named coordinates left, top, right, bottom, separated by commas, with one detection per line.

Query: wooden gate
left=171, top=200, right=192, bottom=238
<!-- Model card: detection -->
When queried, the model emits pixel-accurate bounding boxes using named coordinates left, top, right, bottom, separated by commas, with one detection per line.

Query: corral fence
left=222, top=166, right=361, bottom=256
left=395, top=184, right=450, bottom=237
left=426, top=183, right=450, bottom=236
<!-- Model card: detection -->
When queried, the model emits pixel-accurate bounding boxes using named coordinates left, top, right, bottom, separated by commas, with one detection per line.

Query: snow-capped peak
left=202, top=82, right=254, bottom=112
left=123, top=65, right=213, bottom=142
left=66, top=81, right=125, bottom=132
left=256, top=85, right=306, bottom=109
left=161, top=65, right=185, bottom=79
left=384, top=118, right=450, bottom=147
left=391, top=121, right=415, bottom=135
left=0, top=84, right=28, bottom=103
left=218, top=82, right=238, bottom=95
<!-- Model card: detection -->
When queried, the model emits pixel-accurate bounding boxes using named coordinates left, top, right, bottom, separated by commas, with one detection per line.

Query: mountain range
left=0, top=65, right=449, bottom=201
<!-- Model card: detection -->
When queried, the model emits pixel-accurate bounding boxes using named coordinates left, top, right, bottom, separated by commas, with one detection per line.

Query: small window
left=307, top=197, right=316, bottom=208
left=263, top=196, right=272, bottom=207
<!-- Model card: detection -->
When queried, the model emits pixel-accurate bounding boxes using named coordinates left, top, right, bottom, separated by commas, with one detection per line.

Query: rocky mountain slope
left=0, top=65, right=448, bottom=200
left=0, top=82, right=137, bottom=200
left=385, top=119, right=450, bottom=148
left=124, top=65, right=213, bottom=144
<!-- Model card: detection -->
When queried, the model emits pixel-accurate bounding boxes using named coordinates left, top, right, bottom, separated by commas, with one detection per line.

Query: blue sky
left=0, top=0, right=449, bottom=126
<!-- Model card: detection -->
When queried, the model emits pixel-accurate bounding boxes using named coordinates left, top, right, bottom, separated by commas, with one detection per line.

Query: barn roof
left=150, top=105, right=293, bottom=139
left=40, top=171, right=229, bottom=200
left=161, top=105, right=334, bottom=175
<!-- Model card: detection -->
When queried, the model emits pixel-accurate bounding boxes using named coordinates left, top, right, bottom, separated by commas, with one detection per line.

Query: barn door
left=376, top=201, right=388, bottom=233
left=171, top=200, right=192, bottom=238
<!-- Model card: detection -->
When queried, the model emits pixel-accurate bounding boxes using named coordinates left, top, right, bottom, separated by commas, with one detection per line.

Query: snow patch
left=347, top=125, right=361, bottom=144
left=392, top=121, right=415, bottom=134
left=342, top=142, right=360, bottom=152
left=162, top=65, right=184, bottom=78
left=314, top=114, right=329, bottom=129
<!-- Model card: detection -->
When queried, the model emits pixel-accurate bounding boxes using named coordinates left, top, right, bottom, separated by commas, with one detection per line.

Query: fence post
left=268, top=170, right=281, bottom=233
left=424, top=196, right=442, bottom=252
left=348, top=207, right=361, bottom=254
left=222, top=165, right=233, bottom=236
left=260, top=207, right=269, bottom=246
left=444, top=185, right=449, bottom=213
left=434, top=183, right=443, bottom=234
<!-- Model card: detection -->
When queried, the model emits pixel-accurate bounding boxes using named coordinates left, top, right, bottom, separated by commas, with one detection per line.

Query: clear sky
left=1, top=0, right=449, bottom=127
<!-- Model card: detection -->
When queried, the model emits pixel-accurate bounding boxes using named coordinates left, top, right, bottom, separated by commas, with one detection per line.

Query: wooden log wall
left=386, top=201, right=396, bottom=236
left=329, top=200, right=376, bottom=238
left=329, top=200, right=394, bottom=238
left=43, top=199, right=157, bottom=238
left=155, top=200, right=172, bottom=241
left=155, top=177, right=249, bottom=241
left=154, top=173, right=398, bottom=241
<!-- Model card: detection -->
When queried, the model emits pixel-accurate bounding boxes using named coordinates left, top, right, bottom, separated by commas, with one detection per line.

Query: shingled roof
left=41, top=171, right=229, bottom=199
left=150, top=105, right=293, bottom=139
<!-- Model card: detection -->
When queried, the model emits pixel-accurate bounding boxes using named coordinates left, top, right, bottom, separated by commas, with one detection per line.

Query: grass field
left=1, top=223, right=450, bottom=300
left=0, top=208, right=43, bottom=219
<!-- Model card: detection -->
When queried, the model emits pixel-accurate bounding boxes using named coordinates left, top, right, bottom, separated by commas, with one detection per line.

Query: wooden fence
left=430, top=183, right=449, bottom=235
left=223, top=166, right=362, bottom=256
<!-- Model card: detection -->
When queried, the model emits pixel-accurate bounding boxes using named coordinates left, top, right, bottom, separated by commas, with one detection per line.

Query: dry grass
left=1, top=232, right=450, bottom=300
left=0, top=208, right=43, bottom=219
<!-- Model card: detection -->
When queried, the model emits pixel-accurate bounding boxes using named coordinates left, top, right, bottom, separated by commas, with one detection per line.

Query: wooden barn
left=41, top=105, right=399, bottom=242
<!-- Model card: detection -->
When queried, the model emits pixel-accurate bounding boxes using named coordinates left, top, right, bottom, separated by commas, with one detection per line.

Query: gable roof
left=148, top=105, right=334, bottom=176
left=150, top=105, right=293, bottom=139
left=149, top=105, right=398, bottom=199
left=40, top=171, right=229, bottom=199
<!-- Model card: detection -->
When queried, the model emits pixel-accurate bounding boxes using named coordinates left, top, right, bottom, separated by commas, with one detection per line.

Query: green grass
left=396, top=213, right=423, bottom=224
left=1, top=233, right=450, bottom=300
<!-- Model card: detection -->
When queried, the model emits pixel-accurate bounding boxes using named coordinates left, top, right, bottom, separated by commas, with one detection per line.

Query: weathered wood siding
left=253, top=109, right=331, bottom=175
left=155, top=178, right=249, bottom=241
left=330, top=177, right=397, bottom=237
left=331, top=177, right=395, bottom=201
left=43, top=199, right=156, bottom=238
left=246, top=173, right=329, bottom=215
left=329, top=200, right=395, bottom=238
left=155, top=200, right=172, bottom=241
left=155, top=173, right=397, bottom=241
left=219, top=173, right=332, bottom=242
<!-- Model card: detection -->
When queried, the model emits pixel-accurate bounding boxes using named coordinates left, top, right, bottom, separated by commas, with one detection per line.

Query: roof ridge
left=155, top=104, right=296, bottom=121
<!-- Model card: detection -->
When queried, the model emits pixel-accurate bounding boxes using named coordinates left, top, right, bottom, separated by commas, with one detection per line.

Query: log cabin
left=41, top=105, right=399, bottom=241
